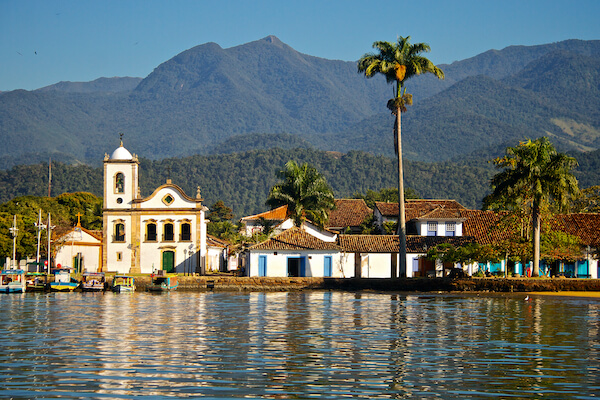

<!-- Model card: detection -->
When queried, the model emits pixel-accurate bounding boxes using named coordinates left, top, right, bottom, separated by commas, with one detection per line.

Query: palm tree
left=358, top=36, right=444, bottom=276
left=266, top=160, right=335, bottom=228
left=484, top=137, right=579, bottom=276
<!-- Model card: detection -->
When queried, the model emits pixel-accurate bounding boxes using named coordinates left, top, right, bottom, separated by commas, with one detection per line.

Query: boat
left=26, top=272, right=48, bottom=292
left=147, top=272, right=178, bottom=292
left=0, top=269, right=27, bottom=293
left=49, top=268, right=79, bottom=292
left=111, top=275, right=135, bottom=292
left=80, top=272, right=106, bottom=292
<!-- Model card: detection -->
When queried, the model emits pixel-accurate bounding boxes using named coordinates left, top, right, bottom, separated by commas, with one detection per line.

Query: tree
left=266, top=160, right=335, bottom=228
left=483, top=137, right=579, bottom=276
left=358, top=36, right=444, bottom=276
left=208, top=200, right=234, bottom=222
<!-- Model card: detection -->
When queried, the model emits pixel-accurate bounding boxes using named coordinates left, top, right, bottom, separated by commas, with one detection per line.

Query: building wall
left=248, top=251, right=342, bottom=277
left=416, top=221, right=463, bottom=236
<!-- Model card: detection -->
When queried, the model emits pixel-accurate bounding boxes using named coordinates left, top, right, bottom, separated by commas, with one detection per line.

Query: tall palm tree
left=358, top=36, right=444, bottom=276
left=484, top=137, right=579, bottom=276
left=266, top=160, right=335, bottom=228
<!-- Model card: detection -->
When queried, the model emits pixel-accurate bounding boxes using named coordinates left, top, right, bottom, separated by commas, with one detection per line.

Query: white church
left=56, top=138, right=209, bottom=274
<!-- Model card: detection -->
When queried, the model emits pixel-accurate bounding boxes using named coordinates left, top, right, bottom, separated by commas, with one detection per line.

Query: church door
left=162, top=251, right=175, bottom=273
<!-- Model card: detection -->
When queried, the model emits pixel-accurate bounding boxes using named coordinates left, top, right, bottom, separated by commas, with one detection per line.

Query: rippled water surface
left=1, top=291, right=599, bottom=399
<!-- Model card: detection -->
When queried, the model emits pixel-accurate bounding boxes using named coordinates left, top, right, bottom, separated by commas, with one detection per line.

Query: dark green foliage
left=0, top=192, right=103, bottom=262
left=208, top=201, right=234, bottom=222
left=266, top=160, right=335, bottom=227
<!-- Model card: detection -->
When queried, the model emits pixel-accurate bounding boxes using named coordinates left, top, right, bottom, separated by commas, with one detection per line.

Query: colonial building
left=102, top=139, right=208, bottom=274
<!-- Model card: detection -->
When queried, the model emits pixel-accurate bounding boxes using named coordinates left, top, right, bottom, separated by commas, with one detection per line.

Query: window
left=427, top=221, right=437, bottom=236
left=181, top=222, right=191, bottom=241
left=163, top=222, right=174, bottom=241
left=446, top=222, right=456, bottom=237
left=116, top=252, right=122, bottom=261
left=115, top=223, right=125, bottom=242
left=115, top=173, right=125, bottom=194
left=146, top=223, right=157, bottom=241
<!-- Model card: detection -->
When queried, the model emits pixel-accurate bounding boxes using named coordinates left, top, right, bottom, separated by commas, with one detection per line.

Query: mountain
left=321, top=48, right=600, bottom=161
left=37, top=77, right=142, bottom=93
left=0, top=37, right=599, bottom=168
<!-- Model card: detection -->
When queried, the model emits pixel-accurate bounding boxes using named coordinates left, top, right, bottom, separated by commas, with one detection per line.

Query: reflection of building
left=102, top=139, right=208, bottom=274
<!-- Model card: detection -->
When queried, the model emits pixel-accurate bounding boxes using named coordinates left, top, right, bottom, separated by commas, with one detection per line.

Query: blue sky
left=1, top=0, right=599, bottom=91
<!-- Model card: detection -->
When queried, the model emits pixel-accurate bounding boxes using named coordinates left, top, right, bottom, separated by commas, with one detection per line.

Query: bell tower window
left=115, top=173, right=125, bottom=194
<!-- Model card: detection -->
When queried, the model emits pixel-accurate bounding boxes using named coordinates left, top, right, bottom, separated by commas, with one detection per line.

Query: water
left=1, top=291, right=599, bottom=399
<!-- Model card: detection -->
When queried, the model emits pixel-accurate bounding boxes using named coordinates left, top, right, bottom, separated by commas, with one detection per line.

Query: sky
left=1, top=0, right=599, bottom=92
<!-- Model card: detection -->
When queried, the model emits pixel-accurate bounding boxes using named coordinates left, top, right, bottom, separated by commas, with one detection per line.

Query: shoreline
left=128, top=275, right=600, bottom=293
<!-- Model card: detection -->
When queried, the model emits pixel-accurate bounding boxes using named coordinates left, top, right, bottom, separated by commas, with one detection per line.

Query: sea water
left=0, top=291, right=598, bottom=399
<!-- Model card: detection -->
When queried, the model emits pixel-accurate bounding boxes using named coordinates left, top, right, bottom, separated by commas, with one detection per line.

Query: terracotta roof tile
left=338, top=235, right=475, bottom=253
left=207, top=234, right=229, bottom=248
left=460, top=210, right=511, bottom=245
left=327, top=199, right=373, bottom=228
left=250, top=227, right=340, bottom=251
left=376, top=200, right=467, bottom=220
left=551, top=213, right=600, bottom=247
left=241, top=205, right=289, bottom=221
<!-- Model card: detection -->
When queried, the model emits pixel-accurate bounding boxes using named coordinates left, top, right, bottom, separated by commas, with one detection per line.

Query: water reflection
left=0, top=291, right=599, bottom=398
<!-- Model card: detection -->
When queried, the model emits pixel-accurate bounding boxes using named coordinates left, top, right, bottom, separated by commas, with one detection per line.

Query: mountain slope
left=0, top=37, right=599, bottom=167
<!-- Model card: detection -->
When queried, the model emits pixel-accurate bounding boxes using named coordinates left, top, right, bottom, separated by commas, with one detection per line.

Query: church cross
left=76, top=212, right=82, bottom=227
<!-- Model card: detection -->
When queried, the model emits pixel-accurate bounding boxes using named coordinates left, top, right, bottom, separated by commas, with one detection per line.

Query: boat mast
left=47, top=213, right=55, bottom=273
left=9, top=215, right=18, bottom=270
left=35, top=209, right=46, bottom=273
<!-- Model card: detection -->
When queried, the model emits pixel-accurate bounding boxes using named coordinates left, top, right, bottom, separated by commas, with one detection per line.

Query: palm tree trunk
left=396, top=108, right=407, bottom=276
left=532, top=201, right=541, bottom=277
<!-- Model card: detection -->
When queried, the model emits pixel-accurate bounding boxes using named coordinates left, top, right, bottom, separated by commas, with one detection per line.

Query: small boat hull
left=111, top=275, right=135, bottom=293
left=49, top=282, right=79, bottom=292
left=0, top=269, right=27, bottom=293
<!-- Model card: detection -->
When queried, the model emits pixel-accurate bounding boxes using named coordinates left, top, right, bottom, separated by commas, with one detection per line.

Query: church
left=100, top=138, right=208, bottom=274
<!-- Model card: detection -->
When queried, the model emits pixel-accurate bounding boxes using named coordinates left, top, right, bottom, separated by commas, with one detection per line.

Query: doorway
left=287, top=257, right=305, bottom=277
left=162, top=251, right=175, bottom=273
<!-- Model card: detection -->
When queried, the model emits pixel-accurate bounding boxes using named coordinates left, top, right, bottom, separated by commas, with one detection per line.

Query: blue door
left=300, top=257, right=306, bottom=277
left=324, top=256, right=332, bottom=277
left=258, top=255, right=267, bottom=277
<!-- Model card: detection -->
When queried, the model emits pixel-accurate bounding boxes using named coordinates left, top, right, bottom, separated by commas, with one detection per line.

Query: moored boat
left=147, top=272, right=178, bottom=292
left=49, top=268, right=79, bottom=292
left=0, top=269, right=27, bottom=293
left=111, top=275, right=135, bottom=292
left=80, top=272, right=106, bottom=292
left=26, top=272, right=48, bottom=292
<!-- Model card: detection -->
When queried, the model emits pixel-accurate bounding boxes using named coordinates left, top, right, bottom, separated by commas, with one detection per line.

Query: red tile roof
left=241, top=205, right=289, bottom=221
left=249, top=227, right=340, bottom=251
left=552, top=213, right=600, bottom=247
left=327, top=199, right=373, bottom=229
left=338, top=235, right=475, bottom=253
left=376, top=199, right=467, bottom=220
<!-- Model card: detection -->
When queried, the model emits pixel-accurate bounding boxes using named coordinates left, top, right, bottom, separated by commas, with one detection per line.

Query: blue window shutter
left=324, top=256, right=332, bottom=277
left=259, top=255, right=267, bottom=277
left=300, top=257, right=306, bottom=277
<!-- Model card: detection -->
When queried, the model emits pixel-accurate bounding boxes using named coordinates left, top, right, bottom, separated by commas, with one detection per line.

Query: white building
left=102, top=139, right=208, bottom=274
left=54, top=224, right=102, bottom=273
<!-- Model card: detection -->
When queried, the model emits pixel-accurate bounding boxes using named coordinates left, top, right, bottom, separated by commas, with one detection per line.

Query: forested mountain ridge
left=1, top=146, right=599, bottom=218
left=1, top=37, right=599, bottom=168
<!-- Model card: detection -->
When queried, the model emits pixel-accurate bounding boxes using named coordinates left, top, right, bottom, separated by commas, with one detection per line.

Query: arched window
left=163, top=222, right=174, bottom=242
left=181, top=222, right=191, bottom=241
left=146, top=222, right=157, bottom=241
left=115, top=223, right=125, bottom=242
left=115, top=173, right=125, bottom=194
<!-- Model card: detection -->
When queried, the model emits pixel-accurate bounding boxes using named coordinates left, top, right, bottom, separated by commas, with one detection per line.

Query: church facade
left=102, top=141, right=208, bottom=274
